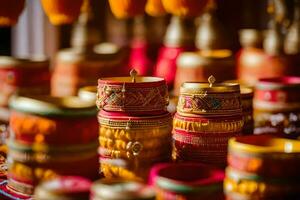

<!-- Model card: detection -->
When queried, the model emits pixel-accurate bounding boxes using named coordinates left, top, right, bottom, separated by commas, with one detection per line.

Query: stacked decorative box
left=225, top=135, right=300, bottom=200
left=172, top=76, right=244, bottom=167
left=254, top=77, right=300, bottom=138
left=6, top=95, right=99, bottom=196
left=96, top=70, right=172, bottom=181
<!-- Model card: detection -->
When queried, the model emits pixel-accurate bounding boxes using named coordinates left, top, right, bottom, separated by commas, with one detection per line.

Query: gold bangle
left=99, top=125, right=171, bottom=141
left=173, top=114, right=244, bottom=133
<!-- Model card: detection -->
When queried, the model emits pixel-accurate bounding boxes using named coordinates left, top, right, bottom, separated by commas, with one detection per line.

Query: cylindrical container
left=173, top=79, right=243, bottom=166
left=154, top=16, right=195, bottom=89
left=241, top=87, right=254, bottom=135
left=52, top=46, right=126, bottom=97
left=97, top=76, right=169, bottom=116
left=98, top=110, right=172, bottom=181
left=0, top=56, right=50, bottom=108
left=150, top=163, right=224, bottom=200
left=0, top=0, right=25, bottom=26
left=175, top=50, right=236, bottom=95
left=40, top=0, right=83, bottom=25
left=34, top=176, right=91, bottom=200
left=78, top=86, right=97, bottom=102
left=91, top=179, right=156, bottom=200
left=254, top=77, right=300, bottom=138
left=7, top=95, right=99, bottom=195
left=225, top=135, right=300, bottom=200
left=228, top=135, right=300, bottom=179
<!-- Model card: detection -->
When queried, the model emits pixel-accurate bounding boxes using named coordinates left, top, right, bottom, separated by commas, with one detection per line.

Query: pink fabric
left=154, top=45, right=194, bottom=89
left=129, top=40, right=155, bottom=76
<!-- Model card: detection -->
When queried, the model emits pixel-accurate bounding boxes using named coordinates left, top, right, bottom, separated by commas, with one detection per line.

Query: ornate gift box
left=98, top=110, right=172, bottom=181
left=225, top=135, right=300, bottom=200
left=173, top=77, right=243, bottom=166
left=97, top=74, right=169, bottom=115
left=0, top=56, right=50, bottom=108
left=52, top=45, right=127, bottom=97
left=7, top=95, right=99, bottom=195
left=254, top=77, right=300, bottom=138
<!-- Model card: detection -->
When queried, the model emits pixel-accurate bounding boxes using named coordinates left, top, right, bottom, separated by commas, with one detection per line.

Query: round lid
left=93, top=42, right=121, bottom=55
left=91, top=179, right=155, bottom=200
left=78, top=86, right=97, bottom=102
left=177, top=50, right=233, bottom=68
left=98, top=69, right=166, bottom=87
left=35, top=176, right=91, bottom=200
left=180, top=75, right=240, bottom=93
left=229, top=135, right=300, bottom=154
left=56, top=48, right=99, bottom=63
left=9, top=95, right=97, bottom=117
left=0, top=56, right=49, bottom=68
left=240, top=86, right=254, bottom=98
left=256, top=76, right=300, bottom=90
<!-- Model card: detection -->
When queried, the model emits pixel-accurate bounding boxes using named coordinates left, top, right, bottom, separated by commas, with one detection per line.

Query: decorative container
left=108, top=0, right=147, bottom=19
left=0, top=56, right=50, bottom=107
left=240, top=87, right=254, bottom=135
left=97, top=74, right=168, bottom=115
left=254, top=77, right=300, bottom=138
left=91, top=179, right=155, bottom=200
left=0, top=180, right=32, bottom=200
left=174, top=50, right=236, bottom=95
left=150, top=163, right=224, bottom=200
left=173, top=77, right=243, bottom=166
left=51, top=46, right=126, bottom=97
left=225, top=135, right=300, bottom=200
left=0, top=0, right=25, bottom=26
left=7, top=95, right=99, bottom=195
left=98, top=110, right=172, bottom=181
left=34, top=176, right=91, bottom=200
left=40, top=0, right=83, bottom=25
left=154, top=16, right=195, bottom=89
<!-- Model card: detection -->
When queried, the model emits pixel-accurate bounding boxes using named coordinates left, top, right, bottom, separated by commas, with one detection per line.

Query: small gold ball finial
left=208, top=75, right=216, bottom=87
left=130, top=69, right=138, bottom=83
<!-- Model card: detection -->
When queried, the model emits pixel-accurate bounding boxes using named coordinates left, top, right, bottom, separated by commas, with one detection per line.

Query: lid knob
left=208, top=75, right=216, bottom=87
left=130, top=69, right=138, bottom=83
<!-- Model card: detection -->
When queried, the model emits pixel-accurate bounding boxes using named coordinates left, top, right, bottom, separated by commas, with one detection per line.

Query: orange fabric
left=108, top=0, right=147, bottom=19
left=40, top=0, right=83, bottom=25
left=162, top=0, right=209, bottom=17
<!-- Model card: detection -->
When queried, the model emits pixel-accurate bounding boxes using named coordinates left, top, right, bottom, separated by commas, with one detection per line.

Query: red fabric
left=154, top=45, right=193, bottom=89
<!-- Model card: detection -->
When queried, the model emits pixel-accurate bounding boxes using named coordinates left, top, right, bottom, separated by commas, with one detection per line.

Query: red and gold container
left=150, top=163, right=224, bottom=200
left=0, top=0, right=25, bottom=26
left=154, top=16, right=195, bottom=89
left=91, top=179, right=156, bottom=200
left=254, top=77, right=300, bottom=138
left=97, top=75, right=169, bottom=116
left=7, top=95, right=99, bottom=195
left=174, top=50, right=236, bottom=95
left=40, top=0, right=84, bottom=25
left=34, top=176, right=92, bottom=200
left=173, top=77, right=243, bottom=166
left=0, top=56, right=50, bottom=108
left=51, top=46, right=126, bottom=97
left=225, top=135, right=300, bottom=199
left=108, top=0, right=147, bottom=19
left=98, top=110, right=172, bottom=181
